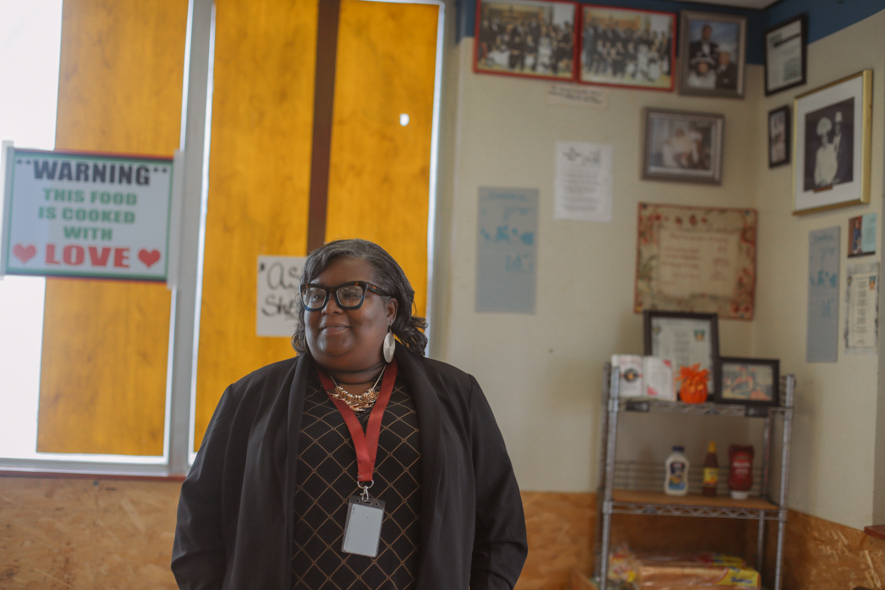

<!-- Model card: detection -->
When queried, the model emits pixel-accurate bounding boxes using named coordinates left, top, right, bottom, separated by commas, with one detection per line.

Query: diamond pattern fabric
left=292, top=372, right=421, bottom=589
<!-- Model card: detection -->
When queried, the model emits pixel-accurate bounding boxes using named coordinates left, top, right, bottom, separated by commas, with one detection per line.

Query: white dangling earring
left=383, top=328, right=395, bottom=363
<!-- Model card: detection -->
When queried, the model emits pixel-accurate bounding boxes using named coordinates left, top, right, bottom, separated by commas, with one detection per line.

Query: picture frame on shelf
left=764, top=14, right=807, bottom=96
left=678, top=10, right=746, bottom=98
left=578, top=5, right=675, bottom=92
left=474, top=0, right=579, bottom=82
left=641, top=108, right=724, bottom=184
left=717, top=357, right=780, bottom=409
left=793, top=70, right=873, bottom=215
left=768, top=105, right=791, bottom=168
left=643, top=310, right=720, bottom=402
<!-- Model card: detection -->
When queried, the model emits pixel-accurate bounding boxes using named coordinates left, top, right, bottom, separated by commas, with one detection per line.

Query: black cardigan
left=172, top=344, right=528, bottom=589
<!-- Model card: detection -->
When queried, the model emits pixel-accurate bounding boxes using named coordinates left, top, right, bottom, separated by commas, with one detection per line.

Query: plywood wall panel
left=325, top=0, right=438, bottom=320
left=0, top=477, right=181, bottom=589
left=193, top=0, right=319, bottom=450
left=764, top=509, right=885, bottom=590
left=38, top=0, right=188, bottom=455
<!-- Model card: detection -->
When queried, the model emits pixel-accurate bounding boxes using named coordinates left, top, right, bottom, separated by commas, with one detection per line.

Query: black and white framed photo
left=764, top=14, right=807, bottom=96
left=717, top=357, right=780, bottom=408
left=643, top=310, right=720, bottom=400
left=642, top=108, right=724, bottom=184
left=474, top=0, right=578, bottom=81
left=768, top=105, right=791, bottom=168
left=678, top=11, right=746, bottom=98
left=793, top=70, right=873, bottom=214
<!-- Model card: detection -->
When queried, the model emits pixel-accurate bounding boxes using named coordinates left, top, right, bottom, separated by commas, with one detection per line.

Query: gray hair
left=291, top=239, right=428, bottom=356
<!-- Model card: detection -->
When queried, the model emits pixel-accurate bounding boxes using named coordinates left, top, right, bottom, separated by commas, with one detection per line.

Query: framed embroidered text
left=634, top=203, right=757, bottom=319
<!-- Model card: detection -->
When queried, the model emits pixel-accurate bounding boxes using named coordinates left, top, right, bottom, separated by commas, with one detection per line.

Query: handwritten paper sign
left=257, top=255, right=306, bottom=337
left=1, top=146, right=174, bottom=281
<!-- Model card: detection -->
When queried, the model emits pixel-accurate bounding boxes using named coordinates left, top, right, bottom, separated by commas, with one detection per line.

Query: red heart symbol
left=138, top=249, right=161, bottom=268
left=13, top=244, right=37, bottom=264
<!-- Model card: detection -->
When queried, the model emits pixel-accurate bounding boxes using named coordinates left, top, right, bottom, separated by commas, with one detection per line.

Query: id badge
left=342, top=496, right=385, bottom=557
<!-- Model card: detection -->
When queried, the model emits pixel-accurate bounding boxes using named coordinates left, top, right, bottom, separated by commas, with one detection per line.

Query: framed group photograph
left=578, top=6, right=675, bottom=92
left=643, top=310, right=720, bottom=402
left=768, top=105, right=791, bottom=168
left=718, top=357, right=780, bottom=408
left=642, top=108, right=724, bottom=184
left=678, top=11, right=746, bottom=98
left=793, top=69, right=872, bottom=215
left=764, top=14, right=807, bottom=96
left=474, top=0, right=578, bottom=81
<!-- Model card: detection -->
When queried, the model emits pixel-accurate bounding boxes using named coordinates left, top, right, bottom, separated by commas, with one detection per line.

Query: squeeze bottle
left=664, top=445, right=690, bottom=496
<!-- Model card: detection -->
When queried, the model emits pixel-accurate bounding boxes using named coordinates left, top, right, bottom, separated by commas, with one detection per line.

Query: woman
left=172, top=239, right=527, bottom=589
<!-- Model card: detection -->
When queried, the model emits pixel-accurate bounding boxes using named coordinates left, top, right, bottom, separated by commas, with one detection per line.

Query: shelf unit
left=594, top=363, right=795, bottom=590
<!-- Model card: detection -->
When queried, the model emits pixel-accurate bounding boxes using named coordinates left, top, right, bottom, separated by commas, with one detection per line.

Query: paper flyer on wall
left=844, top=261, right=878, bottom=354
left=554, top=142, right=613, bottom=222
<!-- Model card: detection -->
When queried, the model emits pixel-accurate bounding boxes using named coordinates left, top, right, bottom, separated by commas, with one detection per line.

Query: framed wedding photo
left=642, top=108, right=724, bottom=184
left=793, top=70, right=872, bottom=215
left=764, top=14, right=807, bottom=96
left=717, top=357, right=780, bottom=409
left=578, top=5, right=675, bottom=92
left=678, top=11, right=746, bottom=99
left=474, top=0, right=578, bottom=82
left=643, top=310, right=720, bottom=401
left=768, top=105, right=791, bottom=168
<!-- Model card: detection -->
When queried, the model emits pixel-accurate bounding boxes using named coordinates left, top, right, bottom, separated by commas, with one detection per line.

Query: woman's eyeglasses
left=300, top=281, right=389, bottom=311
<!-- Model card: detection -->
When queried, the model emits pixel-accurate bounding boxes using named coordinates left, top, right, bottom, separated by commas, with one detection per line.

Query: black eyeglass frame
left=299, top=280, right=389, bottom=311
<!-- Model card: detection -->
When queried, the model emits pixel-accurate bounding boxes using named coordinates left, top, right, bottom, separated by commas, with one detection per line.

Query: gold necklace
left=327, top=366, right=386, bottom=412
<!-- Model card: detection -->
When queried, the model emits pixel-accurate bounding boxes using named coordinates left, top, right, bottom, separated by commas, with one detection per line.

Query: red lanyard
left=317, top=359, right=398, bottom=483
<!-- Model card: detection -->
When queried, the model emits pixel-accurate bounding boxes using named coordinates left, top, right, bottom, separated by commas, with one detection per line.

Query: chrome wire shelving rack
left=593, top=363, right=795, bottom=590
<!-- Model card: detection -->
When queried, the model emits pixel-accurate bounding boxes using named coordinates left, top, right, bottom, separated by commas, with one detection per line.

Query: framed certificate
left=643, top=310, right=720, bottom=400
left=764, top=14, right=807, bottom=96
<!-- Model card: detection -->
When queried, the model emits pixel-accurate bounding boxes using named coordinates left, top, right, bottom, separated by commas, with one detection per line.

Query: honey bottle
left=702, top=441, right=719, bottom=497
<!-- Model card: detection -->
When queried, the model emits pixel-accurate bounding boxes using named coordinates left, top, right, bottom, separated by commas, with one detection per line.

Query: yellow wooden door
left=193, top=0, right=439, bottom=450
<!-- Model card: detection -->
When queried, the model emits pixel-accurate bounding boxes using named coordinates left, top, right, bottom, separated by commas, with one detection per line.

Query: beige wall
left=432, top=10, right=884, bottom=531
left=752, top=11, right=885, bottom=531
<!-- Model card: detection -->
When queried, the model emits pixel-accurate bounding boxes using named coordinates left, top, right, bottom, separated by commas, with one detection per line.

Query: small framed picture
left=717, top=357, right=780, bottom=408
left=764, top=14, right=807, bottom=96
left=678, top=11, right=746, bottom=98
left=793, top=70, right=873, bottom=215
left=578, top=5, right=675, bottom=92
left=642, top=108, right=724, bottom=184
left=768, top=105, right=791, bottom=168
left=474, top=0, right=578, bottom=81
left=643, top=310, right=720, bottom=401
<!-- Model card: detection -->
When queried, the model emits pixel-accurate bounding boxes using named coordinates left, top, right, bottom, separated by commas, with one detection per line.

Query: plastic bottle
left=664, top=445, right=690, bottom=496
left=702, top=441, right=719, bottom=497
left=728, top=444, right=754, bottom=500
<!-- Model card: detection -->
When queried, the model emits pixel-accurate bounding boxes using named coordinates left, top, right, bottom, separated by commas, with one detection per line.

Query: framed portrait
left=793, top=70, right=872, bottom=215
left=717, top=357, right=780, bottom=408
left=578, top=5, right=675, bottom=92
left=768, top=105, right=791, bottom=168
left=764, top=14, right=807, bottom=96
left=643, top=310, right=720, bottom=401
left=642, top=108, right=724, bottom=184
left=678, top=11, right=746, bottom=98
left=474, top=0, right=578, bottom=82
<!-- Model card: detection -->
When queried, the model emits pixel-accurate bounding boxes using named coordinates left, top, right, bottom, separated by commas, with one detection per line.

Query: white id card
left=342, top=496, right=385, bottom=557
